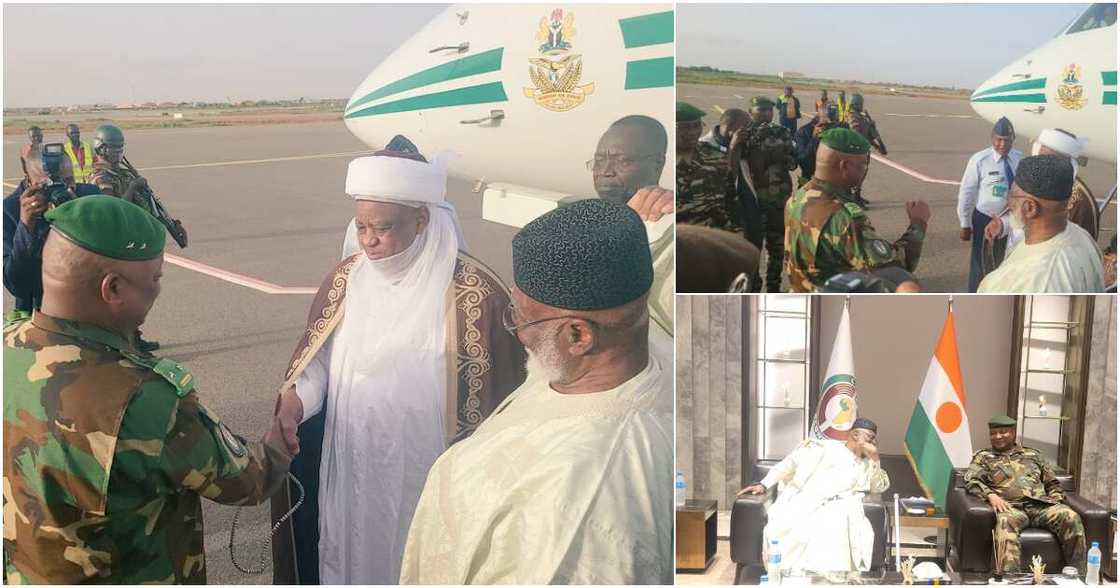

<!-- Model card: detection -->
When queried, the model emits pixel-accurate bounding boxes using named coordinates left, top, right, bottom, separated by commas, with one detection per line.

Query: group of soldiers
left=677, top=87, right=921, bottom=293
left=7, top=123, right=166, bottom=349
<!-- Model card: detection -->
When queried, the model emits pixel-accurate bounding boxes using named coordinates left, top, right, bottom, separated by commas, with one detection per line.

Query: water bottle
left=675, top=472, right=686, bottom=508
left=1086, top=541, right=1101, bottom=585
left=767, top=539, right=782, bottom=585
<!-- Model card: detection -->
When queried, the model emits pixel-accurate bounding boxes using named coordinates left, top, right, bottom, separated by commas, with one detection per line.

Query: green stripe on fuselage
left=624, top=57, right=674, bottom=90
left=971, top=78, right=1046, bottom=100
left=1103, top=71, right=1117, bottom=86
left=346, top=48, right=504, bottom=113
left=344, top=82, right=508, bottom=119
left=619, top=11, right=674, bottom=48
left=971, top=93, right=1047, bottom=104
left=1105, top=91, right=1117, bottom=106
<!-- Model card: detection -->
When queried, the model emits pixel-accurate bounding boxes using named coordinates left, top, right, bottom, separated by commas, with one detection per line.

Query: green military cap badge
left=820, top=128, right=871, bottom=155
left=988, top=414, right=1017, bottom=428
left=751, top=96, right=775, bottom=108
left=677, top=101, right=706, bottom=123
left=44, top=195, right=166, bottom=261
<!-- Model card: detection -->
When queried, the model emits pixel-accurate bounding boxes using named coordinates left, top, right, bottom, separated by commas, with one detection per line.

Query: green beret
left=45, top=195, right=166, bottom=261
left=677, top=101, right=706, bottom=123
left=513, top=199, right=652, bottom=311
left=751, top=96, right=775, bottom=109
left=820, top=128, right=871, bottom=155
left=988, top=415, right=1017, bottom=428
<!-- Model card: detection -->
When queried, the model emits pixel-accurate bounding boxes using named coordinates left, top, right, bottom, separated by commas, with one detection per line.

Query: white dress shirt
left=957, top=147, right=1024, bottom=228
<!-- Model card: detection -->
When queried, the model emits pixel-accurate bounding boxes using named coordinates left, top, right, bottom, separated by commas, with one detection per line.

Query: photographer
left=4, top=146, right=99, bottom=315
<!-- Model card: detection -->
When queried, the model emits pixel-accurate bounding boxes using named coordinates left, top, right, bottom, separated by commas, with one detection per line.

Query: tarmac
left=678, top=82, right=1118, bottom=293
left=2, top=120, right=520, bottom=584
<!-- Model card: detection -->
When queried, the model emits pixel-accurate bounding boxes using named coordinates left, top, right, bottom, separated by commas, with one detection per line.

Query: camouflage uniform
left=677, top=142, right=741, bottom=233
left=845, top=109, right=883, bottom=203
left=741, top=122, right=797, bottom=292
left=965, top=445, right=1086, bottom=573
left=784, top=179, right=925, bottom=292
left=3, top=313, right=291, bottom=583
left=88, top=163, right=154, bottom=215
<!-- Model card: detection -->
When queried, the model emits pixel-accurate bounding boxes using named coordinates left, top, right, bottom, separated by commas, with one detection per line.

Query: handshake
left=265, top=385, right=304, bottom=457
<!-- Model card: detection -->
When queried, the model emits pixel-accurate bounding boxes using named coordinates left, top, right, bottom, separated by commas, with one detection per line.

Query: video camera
left=38, top=143, right=74, bottom=207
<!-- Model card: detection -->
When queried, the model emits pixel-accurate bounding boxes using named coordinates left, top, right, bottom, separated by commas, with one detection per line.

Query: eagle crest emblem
left=523, top=9, right=594, bottom=112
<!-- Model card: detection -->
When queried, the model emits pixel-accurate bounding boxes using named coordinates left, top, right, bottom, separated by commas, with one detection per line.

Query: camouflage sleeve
left=89, top=171, right=118, bottom=197
left=159, top=393, right=292, bottom=506
left=964, top=453, right=995, bottom=500
left=1040, top=456, right=1065, bottom=502
left=830, top=206, right=899, bottom=273
left=893, top=221, right=926, bottom=272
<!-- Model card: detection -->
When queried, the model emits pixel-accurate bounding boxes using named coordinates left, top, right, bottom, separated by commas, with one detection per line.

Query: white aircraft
left=970, top=2, right=1116, bottom=165
left=342, top=4, right=674, bottom=225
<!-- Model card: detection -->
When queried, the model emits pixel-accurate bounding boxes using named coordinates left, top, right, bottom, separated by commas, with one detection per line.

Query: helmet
left=850, top=93, right=865, bottom=110
left=93, top=124, right=125, bottom=153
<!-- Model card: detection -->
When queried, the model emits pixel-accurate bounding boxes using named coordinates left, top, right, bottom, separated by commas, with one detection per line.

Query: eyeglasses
left=501, top=303, right=596, bottom=334
left=585, top=153, right=660, bottom=172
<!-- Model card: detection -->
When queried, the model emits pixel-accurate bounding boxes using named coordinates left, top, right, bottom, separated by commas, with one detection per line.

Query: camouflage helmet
left=93, top=124, right=125, bottom=152
left=850, top=93, right=865, bottom=110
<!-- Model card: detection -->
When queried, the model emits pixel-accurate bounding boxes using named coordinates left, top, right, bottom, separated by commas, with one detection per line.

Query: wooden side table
left=676, top=499, right=718, bottom=573
left=888, top=503, right=950, bottom=566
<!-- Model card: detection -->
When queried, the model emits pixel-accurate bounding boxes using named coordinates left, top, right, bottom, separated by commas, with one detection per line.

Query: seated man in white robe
left=400, top=199, right=674, bottom=585
left=741, top=418, right=890, bottom=574
left=978, top=154, right=1104, bottom=293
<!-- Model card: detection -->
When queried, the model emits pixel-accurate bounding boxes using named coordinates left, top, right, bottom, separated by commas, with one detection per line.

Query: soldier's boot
left=995, top=508, right=1030, bottom=573
left=1035, top=504, right=1087, bottom=574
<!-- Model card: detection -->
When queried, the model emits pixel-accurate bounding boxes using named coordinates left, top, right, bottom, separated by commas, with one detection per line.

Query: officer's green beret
left=513, top=199, right=652, bottom=311
left=45, top=195, right=166, bottom=261
left=988, top=415, right=1017, bottom=428
left=677, top=101, right=706, bottom=123
left=819, top=128, right=871, bottom=155
left=751, top=96, right=775, bottom=109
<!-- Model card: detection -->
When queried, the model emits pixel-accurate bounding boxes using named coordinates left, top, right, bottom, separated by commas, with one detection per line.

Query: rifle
left=121, top=156, right=188, bottom=248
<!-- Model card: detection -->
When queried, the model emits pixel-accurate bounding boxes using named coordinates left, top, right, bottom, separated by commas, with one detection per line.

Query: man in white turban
left=269, top=143, right=527, bottom=584
left=985, top=128, right=1100, bottom=250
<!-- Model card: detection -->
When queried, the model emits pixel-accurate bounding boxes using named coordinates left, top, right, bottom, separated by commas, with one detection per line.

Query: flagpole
left=948, top=295, right=953, bottom=313
left=845, top=295, right=850, bottom=311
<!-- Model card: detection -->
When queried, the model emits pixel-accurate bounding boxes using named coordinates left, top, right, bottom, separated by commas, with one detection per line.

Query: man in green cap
left=732, top=95, right=797, bottom=292
left=964, top=415, right=1087, bottom=574
left=677, top=102, right=742, bottom=234
left=3, top=196, right=295, bottom=583
left=846, top=94, right=887, bottom=207
left=784, top=128, right=930, bottom=292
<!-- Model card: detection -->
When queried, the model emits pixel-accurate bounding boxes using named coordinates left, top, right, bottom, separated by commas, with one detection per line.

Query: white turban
left=1032, top=129, right=1088, bottom=175
left=345, top=151, right=455, bottom=205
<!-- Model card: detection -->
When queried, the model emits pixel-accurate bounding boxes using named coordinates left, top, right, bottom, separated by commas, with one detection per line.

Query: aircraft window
left=1066, top=3, right=1116, bottom=35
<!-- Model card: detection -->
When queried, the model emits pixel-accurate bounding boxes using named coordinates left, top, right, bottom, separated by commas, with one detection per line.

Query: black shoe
left=137, top=337, right=160, bottom=353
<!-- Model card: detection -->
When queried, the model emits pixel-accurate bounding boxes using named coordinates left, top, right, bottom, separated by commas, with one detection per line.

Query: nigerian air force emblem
left=1056, top=63, right=1088, bottom=111
left=524, top=8, right=595, bottom=112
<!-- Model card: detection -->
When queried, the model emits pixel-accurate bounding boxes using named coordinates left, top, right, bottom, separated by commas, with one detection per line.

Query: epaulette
left=120, top=350, right=196, bottom=398
left=842, top=201, right=867, bottom=219
left=971, top=448, right=993, bottom=458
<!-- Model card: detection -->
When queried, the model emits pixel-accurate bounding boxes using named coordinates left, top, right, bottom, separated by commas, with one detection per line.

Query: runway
left=679, top=82, right=1118, bottom=292
left=3, top=120, right=522, bottom=584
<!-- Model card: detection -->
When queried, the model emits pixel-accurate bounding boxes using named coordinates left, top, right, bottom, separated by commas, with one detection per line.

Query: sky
left=3, top=4, right=447, bottom=108
left=678, top=3, right=1092, bottom=89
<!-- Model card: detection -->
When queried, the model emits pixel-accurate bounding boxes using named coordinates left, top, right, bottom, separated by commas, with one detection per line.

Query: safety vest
left=63, top=141, right=94, bottom=183
left=836, top=96, right=850, bottom=123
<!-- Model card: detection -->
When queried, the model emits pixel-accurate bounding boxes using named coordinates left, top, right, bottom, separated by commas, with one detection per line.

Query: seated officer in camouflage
left=784, top=128, right=930, bottom=292
left=676, top=101, right=741, bottom=233
left=3, top=196, right=295, bottom=583
left=965, top=415, right=1087, bottom=574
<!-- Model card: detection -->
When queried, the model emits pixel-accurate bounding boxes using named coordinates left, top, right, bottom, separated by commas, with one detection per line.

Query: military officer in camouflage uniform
left=3, top=196, right=295, bottom=583
left=733, top=97, right=797, bottom=292
left=88, top=124, right=156, bottom=216
left=965, top=415, right=1087, bottom=574
left=784, top=128, right=929, bottom=292
left=676, top=101, right=741, bottom=233
left=845, top=94, right=887, bottom=207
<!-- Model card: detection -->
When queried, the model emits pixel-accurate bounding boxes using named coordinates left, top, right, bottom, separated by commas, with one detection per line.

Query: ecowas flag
left=905, top=309, right=973, bottom=509
left=811, top=304, right=857, bottom=441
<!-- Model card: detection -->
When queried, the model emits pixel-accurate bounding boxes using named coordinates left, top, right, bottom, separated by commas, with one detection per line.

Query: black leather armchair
left=729, top=460, right=889, bottom=583
left=946, top=467, right=1111, bottom=574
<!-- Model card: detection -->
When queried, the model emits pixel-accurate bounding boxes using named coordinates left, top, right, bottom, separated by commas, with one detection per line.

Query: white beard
left=525, top=332, right=565, bottom=385
left=1009, top=206, right=1026, bottom=232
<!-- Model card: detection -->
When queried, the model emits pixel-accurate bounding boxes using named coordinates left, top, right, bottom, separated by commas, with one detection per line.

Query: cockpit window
left=1065, top=3, right=1116, bottom=35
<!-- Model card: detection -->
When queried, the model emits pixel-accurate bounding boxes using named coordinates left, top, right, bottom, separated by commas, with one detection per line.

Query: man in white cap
left=985, top=128, right=1100, bottom=249
left=269, top=142, right=527, bottom=584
